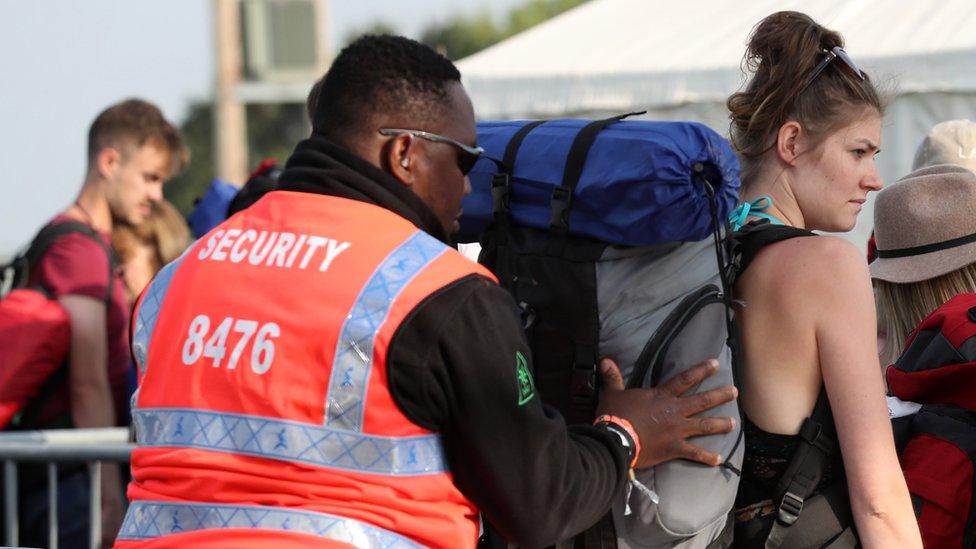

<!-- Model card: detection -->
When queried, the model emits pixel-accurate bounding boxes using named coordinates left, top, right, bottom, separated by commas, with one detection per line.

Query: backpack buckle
left=0, top=265, right=14, bottom=297
left=549, top=186, right=573, bottom=233
left=798, top=418, right=833, bottom=453
left=491, top=172, right=511, bottom=217
left=777, top=491, right=804, bottom=526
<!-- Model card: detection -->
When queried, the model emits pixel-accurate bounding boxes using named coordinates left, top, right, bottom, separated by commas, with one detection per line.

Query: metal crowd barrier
left=0, top=427, right=133, bottom=549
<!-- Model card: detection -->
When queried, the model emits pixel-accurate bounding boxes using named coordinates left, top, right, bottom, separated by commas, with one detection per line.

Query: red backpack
left=887, top=293, right=976, bottom=548
left=0, top=221, right=115, bottom=429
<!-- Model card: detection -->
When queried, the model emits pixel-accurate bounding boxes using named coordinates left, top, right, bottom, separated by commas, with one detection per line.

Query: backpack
left=461, top=115, right=743, bottom=548
left=886, top=293, right=976, bottom=548
left=0, top=221, right=116, bottom=429
left=729, top=222, right=858, bottom=549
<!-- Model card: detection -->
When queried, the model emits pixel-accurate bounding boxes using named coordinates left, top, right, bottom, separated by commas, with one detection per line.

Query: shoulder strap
left=732, top=220, right=816, bottom=279
left=765, top=388, right=839, bottom=548
left=7, top=221, right=119, bottom=430
left=24, top=220, right=119, bottom=304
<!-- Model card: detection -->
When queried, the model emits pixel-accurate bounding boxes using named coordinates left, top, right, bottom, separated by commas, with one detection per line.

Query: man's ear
left=95, top=147, right=122, bottom=180
left=386, top=134, right=415, bottom=187
left=776, top=121, right=803, bottom=166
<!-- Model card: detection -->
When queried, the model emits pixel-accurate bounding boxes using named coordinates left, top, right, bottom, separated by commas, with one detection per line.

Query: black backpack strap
left=765, top=389, right=838, bottom=548
left=6, top=220, right=119, bottom=431
left=491, top=120, right=547, bottom=219
left=549, top=111, right=646, bottom=234
left=732, top=221, right=817, bottom=280
left=732, top=220, right=840, bottom=547
left=24, top=220, right=119, bottom=303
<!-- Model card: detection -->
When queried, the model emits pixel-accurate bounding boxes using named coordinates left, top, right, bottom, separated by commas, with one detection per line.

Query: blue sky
left=0, top=0, right=523, bottom=258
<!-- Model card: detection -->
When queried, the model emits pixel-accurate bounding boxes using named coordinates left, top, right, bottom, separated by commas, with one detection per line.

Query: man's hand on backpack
left=596, top=357, right=737, bottom=470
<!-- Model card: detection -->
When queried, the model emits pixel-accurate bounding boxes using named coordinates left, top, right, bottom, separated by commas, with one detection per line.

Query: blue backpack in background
left=457, top=117, right=740, bottom=245
left=188, top=178, right=239, bottom=239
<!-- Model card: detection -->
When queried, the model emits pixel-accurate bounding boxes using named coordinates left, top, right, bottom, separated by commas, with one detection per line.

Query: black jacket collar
left=277, top=133, right=450, bottom=244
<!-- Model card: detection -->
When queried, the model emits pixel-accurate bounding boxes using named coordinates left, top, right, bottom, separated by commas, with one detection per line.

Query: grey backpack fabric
left=476, top=228, right=742, bottom=548
left=598, top=239, right=742, bottom=548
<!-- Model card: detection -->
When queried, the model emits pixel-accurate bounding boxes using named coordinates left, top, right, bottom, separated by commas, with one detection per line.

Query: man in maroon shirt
left=23, top=99, right=185, bottom=547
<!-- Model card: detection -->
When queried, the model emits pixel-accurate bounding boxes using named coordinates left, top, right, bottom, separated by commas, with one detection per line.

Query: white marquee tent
left=458, top=0, right=976, bottom=246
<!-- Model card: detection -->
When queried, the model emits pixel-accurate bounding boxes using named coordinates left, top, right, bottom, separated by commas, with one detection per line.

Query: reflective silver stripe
left=131, top=250, right=188, bottom=376
left=134, top=408, right=447, bottom=475
left=326, top=231, right=447, bottom=431
left=118, top=501, right=425, bottom=548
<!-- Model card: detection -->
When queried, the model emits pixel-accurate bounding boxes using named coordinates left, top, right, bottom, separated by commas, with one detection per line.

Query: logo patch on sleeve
left=515, top=350, right=535, bottom=406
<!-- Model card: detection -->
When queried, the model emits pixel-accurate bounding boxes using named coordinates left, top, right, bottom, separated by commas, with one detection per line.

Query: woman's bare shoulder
left=748, top=234, right=870, bottom=297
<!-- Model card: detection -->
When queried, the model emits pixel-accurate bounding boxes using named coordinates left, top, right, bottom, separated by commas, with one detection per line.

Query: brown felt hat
left=870, top=164, right=976, bottom=283
left=912, top=119, right=976, bottom=172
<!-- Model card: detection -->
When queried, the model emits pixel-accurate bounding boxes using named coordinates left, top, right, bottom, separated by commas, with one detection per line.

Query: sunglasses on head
left=378, top=128, right=485, bottom=175
left=799, top=46, right=865, bottom=95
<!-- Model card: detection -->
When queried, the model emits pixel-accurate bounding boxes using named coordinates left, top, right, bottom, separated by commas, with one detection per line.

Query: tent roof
left=458, top=0, right=976, bottom=118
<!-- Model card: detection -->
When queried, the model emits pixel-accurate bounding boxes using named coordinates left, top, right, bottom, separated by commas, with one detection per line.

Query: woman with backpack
left=726, top=11, right=921, bottom=548
left=871, top=163, right=976, bottom=546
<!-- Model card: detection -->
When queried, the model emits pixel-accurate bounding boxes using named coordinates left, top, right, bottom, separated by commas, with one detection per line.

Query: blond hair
left=876, top=263, right=976, bottom=364
left=113, top=200, right=192, bottom=273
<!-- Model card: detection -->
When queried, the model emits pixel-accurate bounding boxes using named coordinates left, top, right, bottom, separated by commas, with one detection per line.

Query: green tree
left=506, top=0, right=589, bottom=35
left=421, top=0, right=589, bottom=60
left=164, top=102, right=308, bottom=215
left=420, top=11, right=504, bottom=59
left=342, top=21, right=398, bottom=47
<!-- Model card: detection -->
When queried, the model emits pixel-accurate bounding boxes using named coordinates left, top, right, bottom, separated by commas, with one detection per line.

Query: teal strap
left=729, top=195, right=784, bottom=231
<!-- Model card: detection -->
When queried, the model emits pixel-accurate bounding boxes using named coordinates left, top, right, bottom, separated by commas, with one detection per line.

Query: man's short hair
left=306, top=76, right=324, bottom=124
left=310, top=35, right=461, bottom=144
left=87, top=98, right=188, bottom=174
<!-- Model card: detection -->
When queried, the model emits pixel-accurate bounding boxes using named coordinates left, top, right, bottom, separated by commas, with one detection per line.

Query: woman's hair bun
left=727, top=11, right=882, bottom=185
left=744, top=11, right=842, bottom=76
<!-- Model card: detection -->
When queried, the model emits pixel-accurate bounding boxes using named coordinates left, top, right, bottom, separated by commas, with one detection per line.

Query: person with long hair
left=112, top=199, right=192, bottom=304
left=875, top=119, right=976, bottom=366
left=873, top=164, right=976, bottom=365
left=871, top=163, right=976, bottom=546
left=726, top=11, right=921, bottom=548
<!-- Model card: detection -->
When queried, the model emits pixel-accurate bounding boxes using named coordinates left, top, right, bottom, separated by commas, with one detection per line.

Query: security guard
left=117, top=35, right=736, bottom=548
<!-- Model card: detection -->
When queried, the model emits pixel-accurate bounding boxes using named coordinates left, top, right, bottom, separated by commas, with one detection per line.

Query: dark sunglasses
left=378, top=128, right=485, bottom=175
left=799, top=46, right=865, bottom=94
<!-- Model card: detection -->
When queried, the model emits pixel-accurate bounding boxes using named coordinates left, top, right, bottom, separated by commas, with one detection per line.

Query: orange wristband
left=594, top=414, right=641, bottom=468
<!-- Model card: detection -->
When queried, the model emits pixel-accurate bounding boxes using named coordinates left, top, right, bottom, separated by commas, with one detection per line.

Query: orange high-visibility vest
left=117, top=191, right=496, bottom=548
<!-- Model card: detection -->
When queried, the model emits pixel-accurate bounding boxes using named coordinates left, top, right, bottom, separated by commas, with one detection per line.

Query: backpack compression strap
left=549, top=111, right=646, bottom=234
left=491, top=120, right=547, bottom=220
left=765, top=389, right=839, bottom=548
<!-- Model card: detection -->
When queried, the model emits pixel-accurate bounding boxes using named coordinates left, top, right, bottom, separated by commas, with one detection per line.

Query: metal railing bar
left=89, top=461, right=101, bottom=549
left=0, top=443, right=134, bottom=462
left=48, top=461, right=58, bottom=549
left=4, top=460, right=17, bottom=547
left=0, top=429, right=134, bottom=547
left=0, top=427, right=129, bottom=444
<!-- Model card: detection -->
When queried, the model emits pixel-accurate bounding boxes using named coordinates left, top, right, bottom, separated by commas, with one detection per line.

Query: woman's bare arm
left=802, top=237, right=921, bottom=548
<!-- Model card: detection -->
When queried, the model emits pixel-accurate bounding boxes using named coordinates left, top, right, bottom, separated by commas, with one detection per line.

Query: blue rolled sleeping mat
left=457, top=118, right=741, bottom=245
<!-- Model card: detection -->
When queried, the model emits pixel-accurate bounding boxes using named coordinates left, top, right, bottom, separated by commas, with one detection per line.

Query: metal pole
left=3, top=460, right=17, bottom=547
left=88, top=461, right=101, bottom=549
left=48, top=461, right=58, bottom=549
left=313, top=0, right=331, bottom=73
left=214, top=0, right=249, bottom=185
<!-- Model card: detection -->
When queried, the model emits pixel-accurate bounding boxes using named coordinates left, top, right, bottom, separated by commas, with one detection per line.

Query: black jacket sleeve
left=387, top=276, right=629, bottom=547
